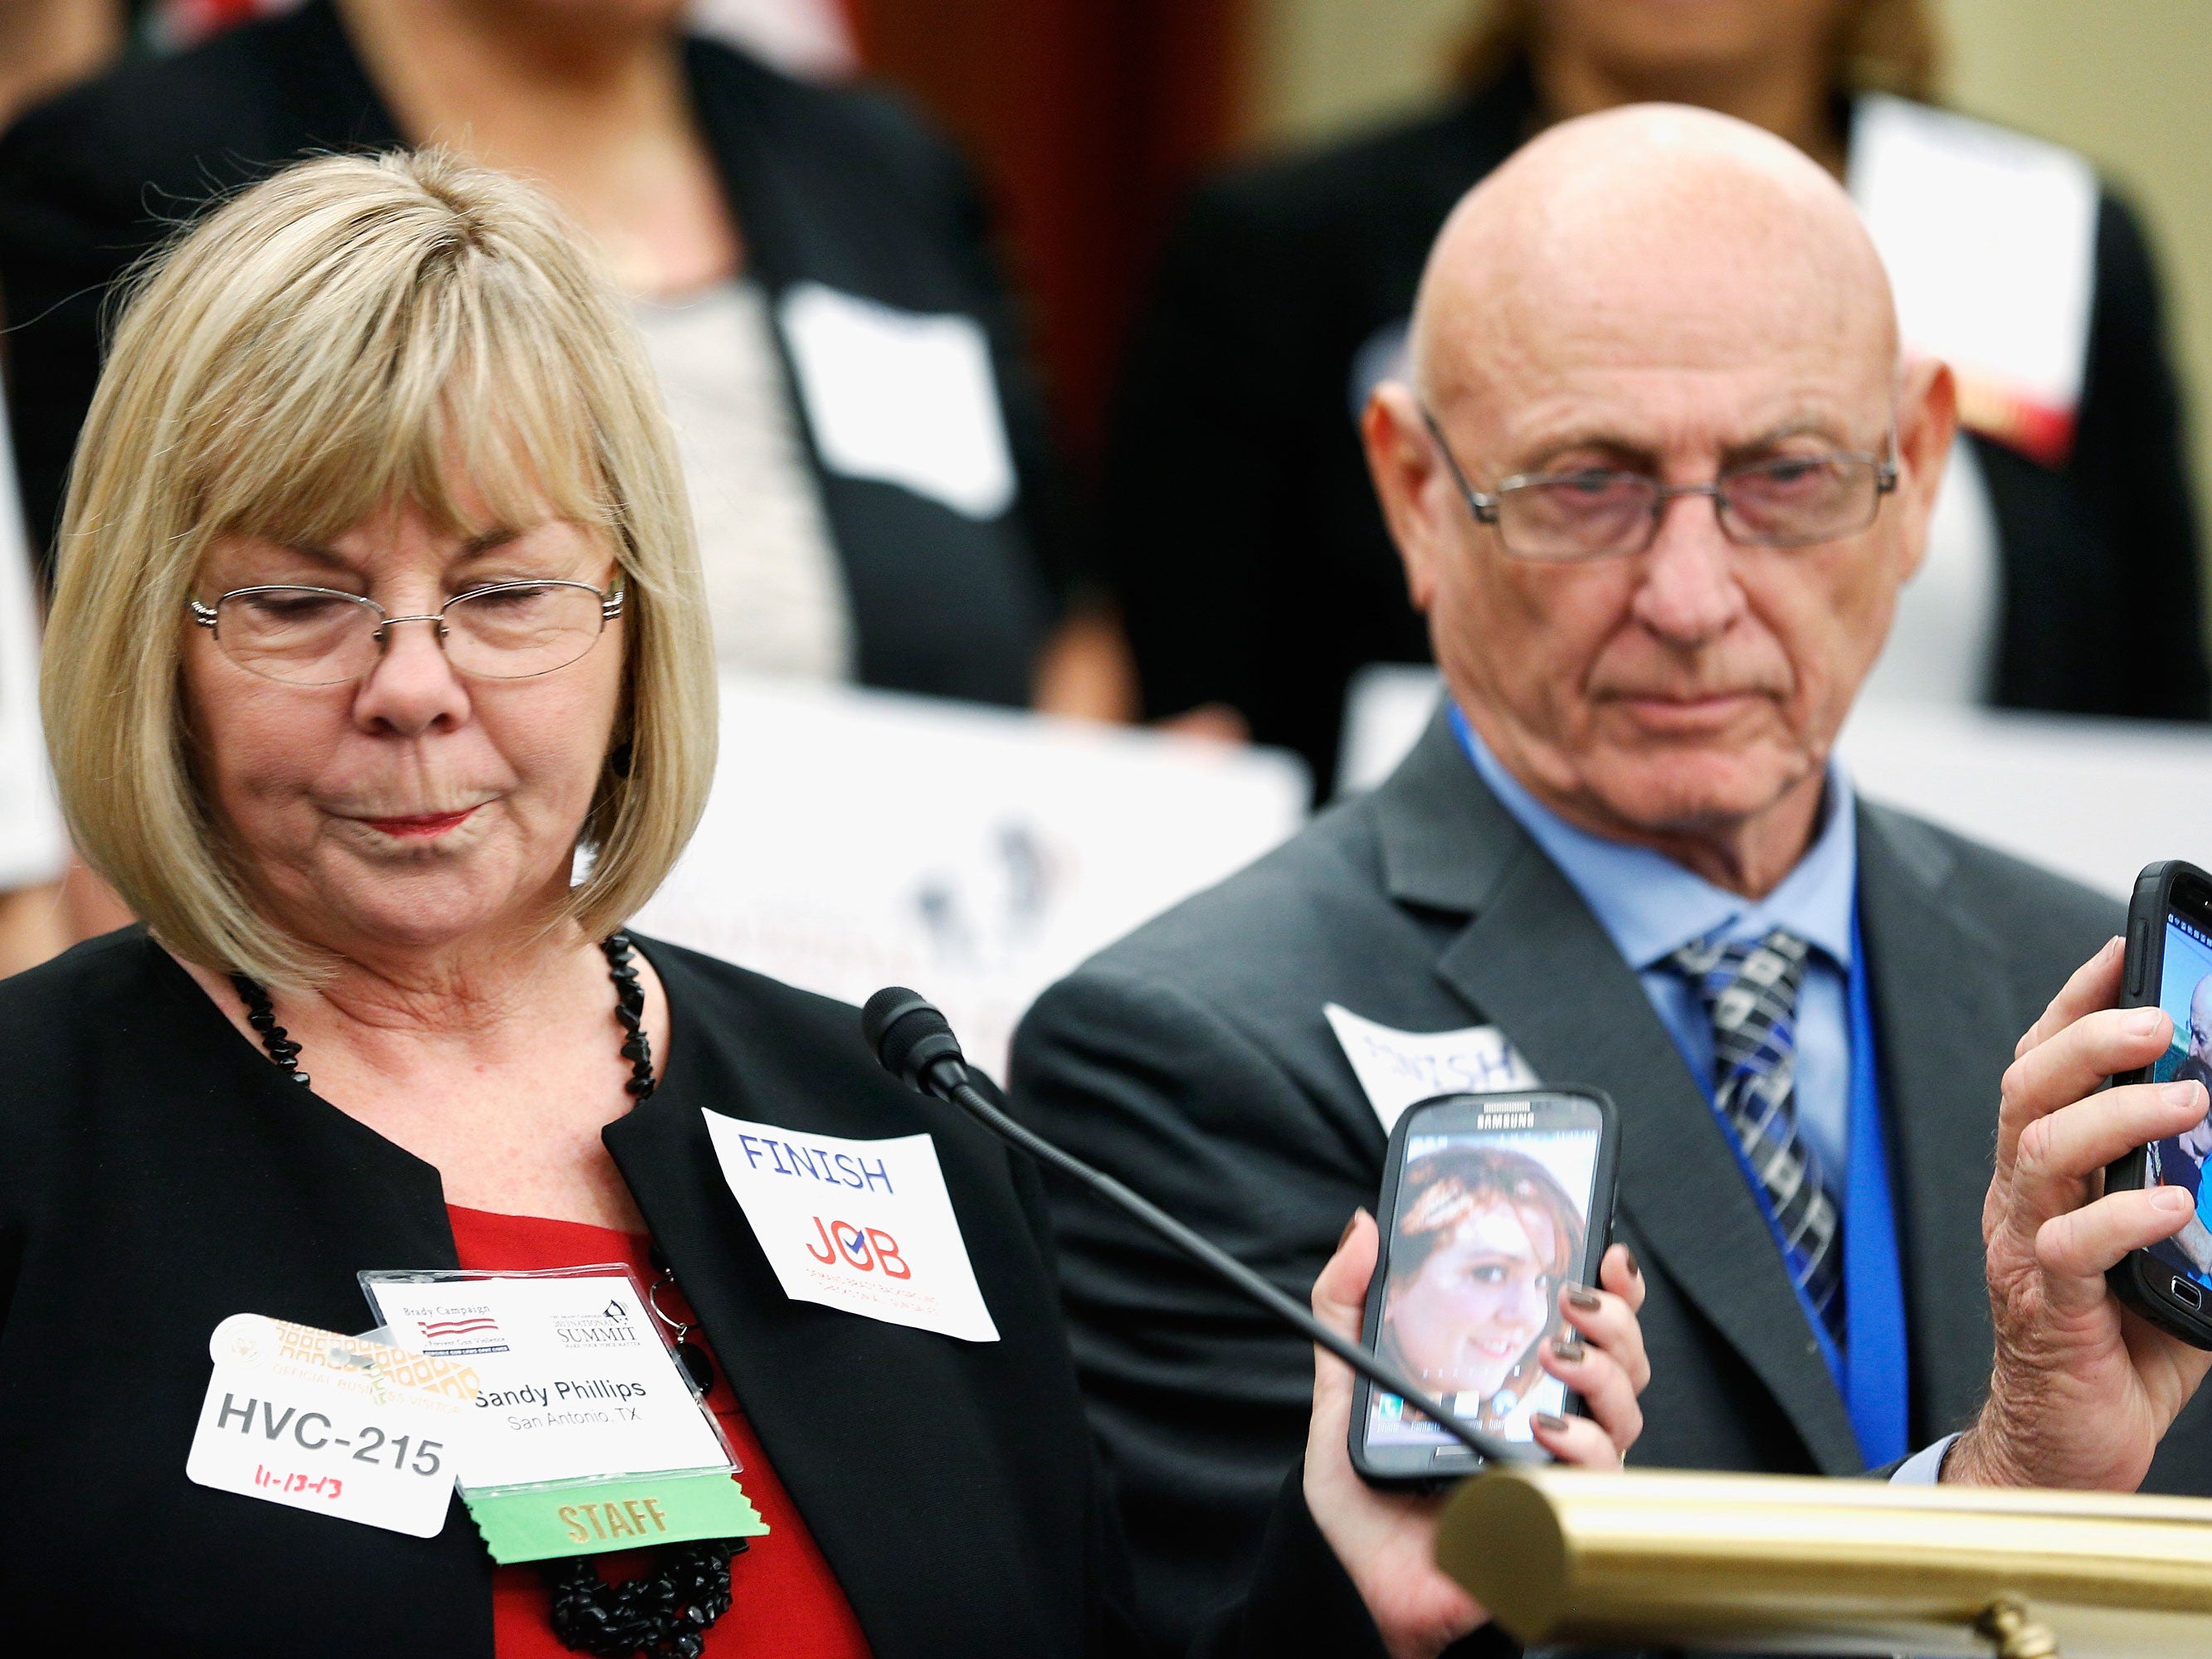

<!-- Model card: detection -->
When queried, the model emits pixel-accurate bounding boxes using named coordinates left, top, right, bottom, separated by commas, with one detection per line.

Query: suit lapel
left=1371, top=713, right=1865, bottom=1472
left=1856, top=804, right=2019, bottom=1441
left=603, top=950, right=1083, bottom=1659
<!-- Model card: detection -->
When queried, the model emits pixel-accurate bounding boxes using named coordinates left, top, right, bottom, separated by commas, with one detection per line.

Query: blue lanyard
left=1839, top=905, right=1910, bottom=1467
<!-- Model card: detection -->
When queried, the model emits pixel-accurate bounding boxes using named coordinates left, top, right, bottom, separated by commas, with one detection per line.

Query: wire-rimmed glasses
left=188, top=579, right=624, bottom=686
left=1419, top=406, right=1898, bottom=562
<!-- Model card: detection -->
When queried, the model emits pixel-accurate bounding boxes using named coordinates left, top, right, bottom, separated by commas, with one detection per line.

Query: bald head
left=1364, top=100, right=1958, bottom=897
left=1411, top=104, right=1896, bottom=408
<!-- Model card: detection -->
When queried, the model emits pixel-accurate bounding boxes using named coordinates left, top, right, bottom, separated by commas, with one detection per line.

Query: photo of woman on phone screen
left=1376, top=1143, right=1586, bottom=1433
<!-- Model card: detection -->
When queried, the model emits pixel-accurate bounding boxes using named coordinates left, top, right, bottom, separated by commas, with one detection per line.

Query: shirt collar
left=1447, top=704, right=1857, bottom=972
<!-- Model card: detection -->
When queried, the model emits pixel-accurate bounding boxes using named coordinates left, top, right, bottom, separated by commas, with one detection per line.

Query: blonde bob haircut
left=42, top=149, right=717, bottom=987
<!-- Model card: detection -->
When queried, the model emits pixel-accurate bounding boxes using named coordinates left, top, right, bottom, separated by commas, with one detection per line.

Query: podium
left=1435, top=1467, right=2212, bottom=1657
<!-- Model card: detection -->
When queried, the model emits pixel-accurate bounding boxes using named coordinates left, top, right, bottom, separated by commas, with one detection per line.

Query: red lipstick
left=359, top=807, right=478, bottom=839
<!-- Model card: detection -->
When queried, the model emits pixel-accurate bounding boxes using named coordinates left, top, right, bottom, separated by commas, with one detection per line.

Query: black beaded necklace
left=231, top=932, right=746, bottom=1659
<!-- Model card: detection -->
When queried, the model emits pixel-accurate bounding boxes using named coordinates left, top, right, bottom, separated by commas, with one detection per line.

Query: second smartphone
left=1349, top=1087, right=1620, bottom=1487
left=2107, top=859, right=2212, bottom=1349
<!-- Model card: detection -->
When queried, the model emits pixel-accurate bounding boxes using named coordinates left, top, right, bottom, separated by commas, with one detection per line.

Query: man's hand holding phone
left=1947, top=937, right=2212, bottom=1490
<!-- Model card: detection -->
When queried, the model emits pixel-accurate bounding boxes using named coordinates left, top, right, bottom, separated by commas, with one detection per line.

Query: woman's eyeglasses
left=1420, top=407, right=1898, bottom=562
left=188, top=579, right=623, bottom=686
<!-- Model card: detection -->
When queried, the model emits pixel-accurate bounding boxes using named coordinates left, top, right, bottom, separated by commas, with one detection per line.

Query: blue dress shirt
left=1450, top=709, right=1859, bottom=1177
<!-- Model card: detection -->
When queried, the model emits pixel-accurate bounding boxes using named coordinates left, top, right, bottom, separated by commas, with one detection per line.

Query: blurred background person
left=0, top=0, right=127, bottom=971
left=0, top=0, right=1118, bottom=717
left=1105, top=0, right=2211, bottom=795
left=0, top=0, right=121, bottom=131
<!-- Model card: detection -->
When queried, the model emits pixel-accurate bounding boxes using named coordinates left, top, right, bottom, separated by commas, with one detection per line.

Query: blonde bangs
left=189, top=214, right=619, bottom=552
left=43, top=150, right=716, bottom=985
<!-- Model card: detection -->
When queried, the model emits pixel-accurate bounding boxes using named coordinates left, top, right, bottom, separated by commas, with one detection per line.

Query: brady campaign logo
left=411, top=1308, right=509, bottom=1356
left=806, top=1218, right=911, bottom=1279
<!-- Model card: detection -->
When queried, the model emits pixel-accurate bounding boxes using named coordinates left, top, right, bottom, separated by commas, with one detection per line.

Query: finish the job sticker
left=702, top=1111, right=1000, bottom=1343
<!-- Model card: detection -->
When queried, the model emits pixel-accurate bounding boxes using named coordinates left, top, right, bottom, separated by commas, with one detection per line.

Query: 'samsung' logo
left=551, top=1299, right=641, bottom=1350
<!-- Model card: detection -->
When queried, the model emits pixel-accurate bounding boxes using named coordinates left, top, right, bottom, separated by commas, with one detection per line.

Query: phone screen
left=1363, top=1094, right=1605, bottom=1461
left=2146, top=901, right=2212, bottom=1292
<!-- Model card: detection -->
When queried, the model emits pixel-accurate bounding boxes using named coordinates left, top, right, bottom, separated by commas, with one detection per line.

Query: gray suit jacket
left=1010, top=710, right=2212, bottom=1653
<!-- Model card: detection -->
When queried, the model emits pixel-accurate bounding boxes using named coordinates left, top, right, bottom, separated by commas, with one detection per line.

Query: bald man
left=1012, top=105, right=2212, bottom=1652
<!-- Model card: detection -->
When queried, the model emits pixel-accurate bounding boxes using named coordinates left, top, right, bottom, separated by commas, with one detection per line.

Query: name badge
left=359, top=1269, right=766, bottom=1562
left=185, top=1313, right=475, bottom=1537
left=361, top=1270, right=732, bottom=1491
left=777, top=281, right=1017, bottom=520
left=1324, top=1003, right=1542, bottom=1133
left=703, top=1111, right=1001, bottom=1343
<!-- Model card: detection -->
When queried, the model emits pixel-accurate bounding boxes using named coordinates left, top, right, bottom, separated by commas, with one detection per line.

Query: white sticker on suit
left=185, top=1314, right=473, bottom=1537
left=777, top=281, right=1017, bottom=520
left=701, top=1110, right=1001, bottom=1342
left=1323, top=1004, right=1542, bottom=1135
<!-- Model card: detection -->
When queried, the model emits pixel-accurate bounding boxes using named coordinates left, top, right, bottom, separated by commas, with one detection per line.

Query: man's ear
left=1889, top=357, right=1959, bottom=583
left=1362, top=381, right=1449, bottom=614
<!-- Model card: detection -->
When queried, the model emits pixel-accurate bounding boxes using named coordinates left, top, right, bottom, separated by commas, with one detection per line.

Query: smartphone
left=2107, top=861, right=2212, bottom=1350
left=1349, top=1087, right=1620, bottom=1487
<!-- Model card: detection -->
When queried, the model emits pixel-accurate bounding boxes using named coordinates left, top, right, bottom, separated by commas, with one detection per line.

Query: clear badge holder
left=359, top=1266, right=768, bottom=1564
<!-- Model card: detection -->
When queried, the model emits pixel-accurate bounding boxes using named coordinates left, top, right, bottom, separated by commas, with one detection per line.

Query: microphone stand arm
left=934, top=1063, right=1531, bottom=1467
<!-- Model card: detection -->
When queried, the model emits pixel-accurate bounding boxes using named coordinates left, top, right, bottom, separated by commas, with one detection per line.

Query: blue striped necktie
left=1671, top=927, right=1846, bottom=1350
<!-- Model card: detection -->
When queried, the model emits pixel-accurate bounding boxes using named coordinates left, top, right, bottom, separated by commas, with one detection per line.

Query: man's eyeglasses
left=188, top=579, right=624, bottom=686
left=1419, top=407, right=1898, bottom=562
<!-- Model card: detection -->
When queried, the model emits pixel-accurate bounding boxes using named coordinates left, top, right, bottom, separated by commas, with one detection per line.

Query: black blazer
left=1102, top=63, right=2211, bottom=793
left=0, top=928, right=1395, bottom=1657
left=0, top=0, right=1073, bottom=707
left=1010, top=708, right=2212, bottom=1652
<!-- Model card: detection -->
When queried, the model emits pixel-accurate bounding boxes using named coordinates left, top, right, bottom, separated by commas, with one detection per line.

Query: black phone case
left=2106, top=859, right=2212, bottom=1350
left=1347, top=1086, right=1622, bottom=1489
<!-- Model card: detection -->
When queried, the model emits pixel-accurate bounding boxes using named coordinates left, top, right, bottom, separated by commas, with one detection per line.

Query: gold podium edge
left=1436, top=1467, right=2212, bottom=1657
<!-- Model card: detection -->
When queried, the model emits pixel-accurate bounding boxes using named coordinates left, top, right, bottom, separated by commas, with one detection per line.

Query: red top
left=447, top=1205, right=873, bottom=1659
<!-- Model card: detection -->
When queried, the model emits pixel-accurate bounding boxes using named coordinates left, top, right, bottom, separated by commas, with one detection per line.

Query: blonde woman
left=0, top=153, right=1650, bottom=1658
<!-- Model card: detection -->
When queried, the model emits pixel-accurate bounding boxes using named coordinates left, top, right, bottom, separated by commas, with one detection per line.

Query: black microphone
left=860, top=986, right=1529, bottom=1467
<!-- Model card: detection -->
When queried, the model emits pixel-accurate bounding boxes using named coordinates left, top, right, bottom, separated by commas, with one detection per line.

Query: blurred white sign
left=1849, top=93, right=2097, bottom=465
left=1336, top=663, right=1444, bottom=799
left=1336, top=663, right=2212, bottom=902
left=778, top=285, right=1016, bottom=521
left=1834, top=703, right=2212, bottom=900
left=633, top=678, right=1308, bottom=1079
left=0, top=405, right=66, bottom=891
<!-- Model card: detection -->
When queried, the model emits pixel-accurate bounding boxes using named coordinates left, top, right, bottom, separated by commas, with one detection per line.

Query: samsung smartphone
left=2108, top=861, right=2212, bottom=1349
left=1349, top=1087, right=1621, bottom=1487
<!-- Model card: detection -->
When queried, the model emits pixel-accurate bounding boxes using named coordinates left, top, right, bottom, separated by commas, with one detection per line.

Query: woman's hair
left=1459, top=0, right=1943, bottom=103
left=41, top=149, right=717, bottom=986
left=1393, top=1142, right=1586, bottom=1286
